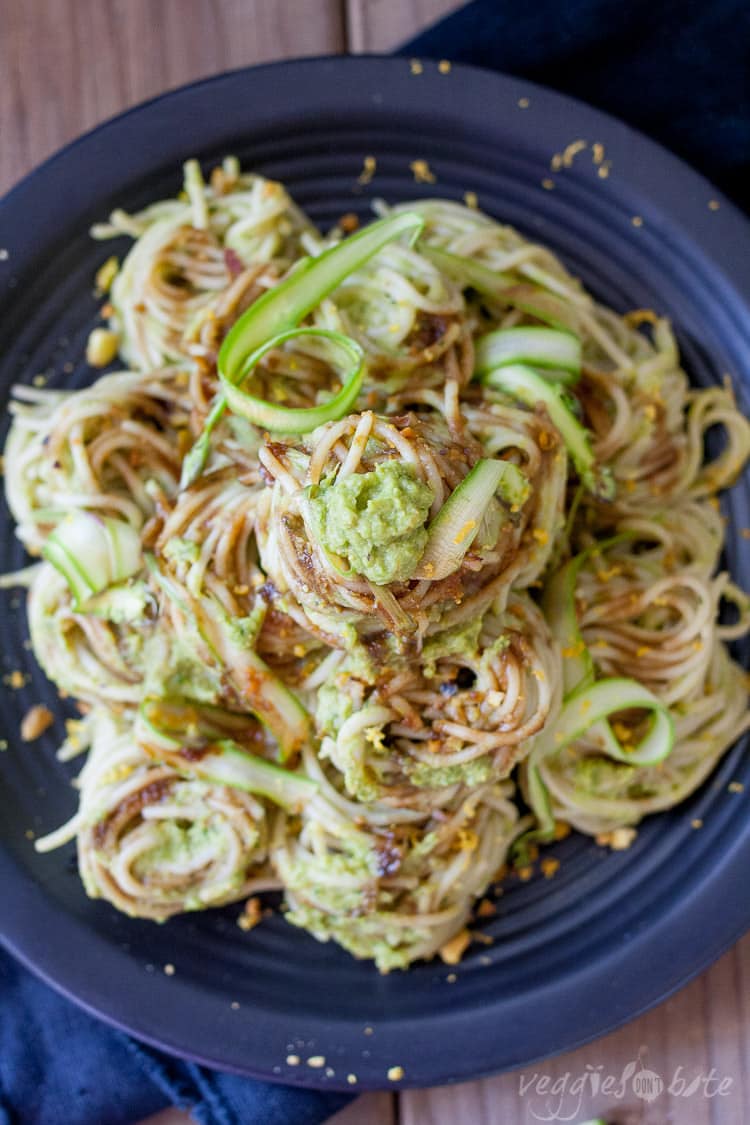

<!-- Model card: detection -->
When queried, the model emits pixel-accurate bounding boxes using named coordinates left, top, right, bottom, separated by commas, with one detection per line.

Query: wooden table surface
left=2, top=2, right=748, bottom=1123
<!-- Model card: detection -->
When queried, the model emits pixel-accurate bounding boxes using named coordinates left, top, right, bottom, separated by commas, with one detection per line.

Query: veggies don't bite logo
left=518, top=1047, right=733, bottom=1120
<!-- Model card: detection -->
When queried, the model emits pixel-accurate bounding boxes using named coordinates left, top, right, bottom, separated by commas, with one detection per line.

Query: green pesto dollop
left=308, top=461, right=434, bottom=585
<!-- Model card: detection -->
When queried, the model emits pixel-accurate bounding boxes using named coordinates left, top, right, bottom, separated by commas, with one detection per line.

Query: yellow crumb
left=516, top=865, right=534, bottom=882
left=518, top=97, right=530, bottom=109
left=531, top=668, right=546, bottom=682
left=292, top=644, right=306, bottom=658
left=476, top=898, right=496, bottom=918
left=409, top=59, right=423, bottom=75
left=691, top=818, right=703, bottom=829
left=410, top=159, right=436, bottom=184
left=286, top=1054, right=300, bottom=1066
left=708, top=199, right=720, bottom=211
left=463, top=191, right=478, bottom=209
left=364, top=726, right=386, bottom=751
left=541, top=178, right=555, bottom=191
left=456, top=828, right=479, bottom=852
left=20, top=704, right=54, bottom=741
left=86, top=327, right=119, bottom=367
left=562, top=139, right=587, bottom=168
left=728, top=781, right=744, bottom=793
left=453, top=519, right=477, bottom=545
left=357, top=155, right=377, bottom=185
left=540, top=857, right=560, bottom=879
left=554, top=820, right=571, bottom=840
left=6, top=671, right=26, bottom=689
left=562, top=640, right=586, bottom=659
left=347, top=1074, right=358, bottom=1085
left=238, top=897, right=262, bottom=932
left=164, top=963, right=175, bottom=976
left=597, top=162, right=611, bottom=179
left=631, top=215, right=643, bottom=227
left=387, top=1066, right=405, bottom=1082
left=100, top=764, right=135, bottom=786
left=532, top=528, right=549, bottom=545
left=596, top=827, right=637, bottom=850
left=591, top=142, right=605, bottom=165
left=439, top=928, right=471, bottom=965
left=438, top=60, right=452, bottom=74
left=635, top=645, right=652, bottom=658
left=307, top=1056, right=325, bottom=1068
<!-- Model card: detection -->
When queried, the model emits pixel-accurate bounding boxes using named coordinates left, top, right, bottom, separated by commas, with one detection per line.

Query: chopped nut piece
left=540, top=857, right=560, bottom=879
left=86, top=327, right=119, bottom=367
left=357, top=156, right=377, bottom=185
left=20, top=704, right=54, bottom=741
left=238, top=897, right=262, bottom=932
left=94, top=256, right=119, bottom=294
left=439, top=928, right=471, bottom=965
left=410, top=159, right=436, bottom=184
left=476, top=898, right=496, bottom=918
left=596, top=827, right=637, bottom=850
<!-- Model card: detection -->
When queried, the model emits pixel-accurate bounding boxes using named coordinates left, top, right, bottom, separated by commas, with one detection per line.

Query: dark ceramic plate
left=1, top=57, right=749, bottom=1091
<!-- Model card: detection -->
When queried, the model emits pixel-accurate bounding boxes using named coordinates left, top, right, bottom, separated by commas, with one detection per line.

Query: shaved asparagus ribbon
left=475, top=326, right=581, bottom=384
left=43, top=511, right=141, bottom=607
left=181, top=211, right=424, bottom=486
left=414, top=458, right=529, bottom=580
left=481, top=363, right=615, bottom=499
left=220, top=327, right=364, bottom=433
left=420, top=245, right=581, bottom=334
left=137, top=698, right=316, bottom=812
left=145, top=555, right=309, bottom=760
left=519, top=542, right=675, bottom=850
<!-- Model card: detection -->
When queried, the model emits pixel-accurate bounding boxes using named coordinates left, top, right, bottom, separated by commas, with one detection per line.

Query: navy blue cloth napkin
left=402, top=0, right=750, bottom=206
left=2, top=3, right=748, bottom=1123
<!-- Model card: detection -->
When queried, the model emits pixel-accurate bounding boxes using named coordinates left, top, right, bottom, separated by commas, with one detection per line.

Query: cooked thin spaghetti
left=4, top=159, right=748, bottom=970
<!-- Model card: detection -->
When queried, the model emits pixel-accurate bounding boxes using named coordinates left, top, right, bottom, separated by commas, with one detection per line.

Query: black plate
left=1, top=57, right=749, bottom=1091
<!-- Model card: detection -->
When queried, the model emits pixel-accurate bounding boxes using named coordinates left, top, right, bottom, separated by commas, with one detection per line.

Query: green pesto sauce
left=315, top=680, right=354, bottom=736
left=421, top=617, right=483, bottom=677
left=132, top=819, right=227, bottom=879
left=308, top=461, right=434, bottom=585
left=410, top=756, right=493, bottom=789
left=572, top=755, right=638, bottom=796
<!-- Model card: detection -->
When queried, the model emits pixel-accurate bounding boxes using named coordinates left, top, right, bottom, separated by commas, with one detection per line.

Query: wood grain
left=0, top=0, right=344, bottom=196
left=402, top=940, right=750, bottom=1124
left=140, top=1091, right=392, bottom=1125
left=2, top=2, right=748, bottom=1124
